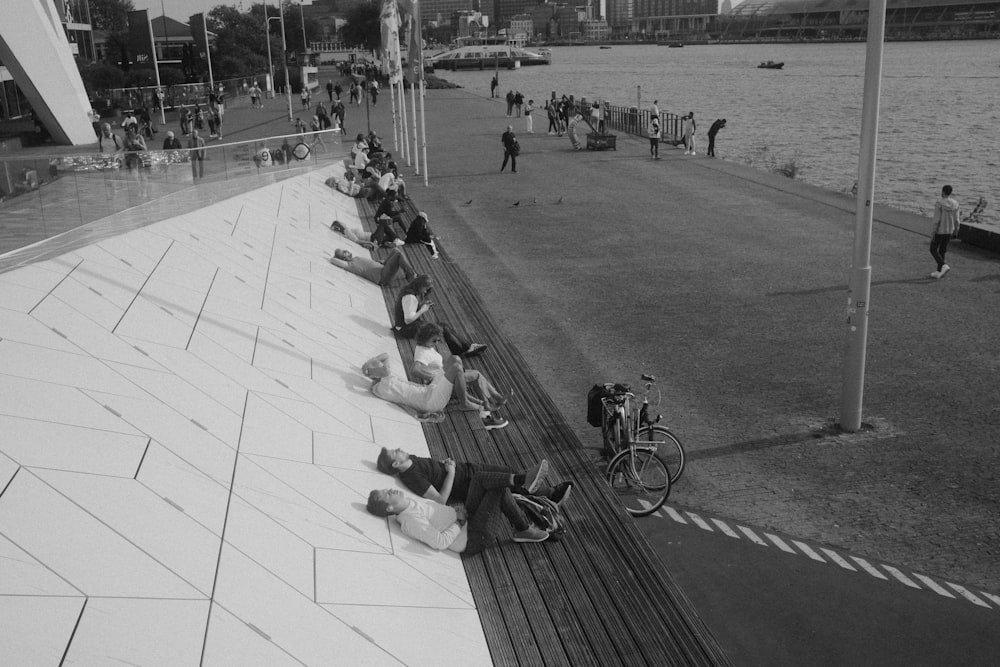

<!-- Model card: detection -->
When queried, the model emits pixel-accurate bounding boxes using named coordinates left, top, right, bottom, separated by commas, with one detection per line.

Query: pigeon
left=529, top=197, right=537, bottom=205
left=554, top=196, right=563, bottom=205
left=511, top=201, right=520, bottom=207
left=462, top=199, right=472, bottom=206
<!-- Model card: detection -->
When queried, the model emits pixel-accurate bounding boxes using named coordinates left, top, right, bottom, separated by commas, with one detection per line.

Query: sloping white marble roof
left=0, top=169, right=490, bottom=665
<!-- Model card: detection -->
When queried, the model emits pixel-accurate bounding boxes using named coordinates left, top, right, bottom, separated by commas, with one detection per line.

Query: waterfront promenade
left=396, top=85, right=1000, bottom=597
left=2, top=75, right=999, bottom=662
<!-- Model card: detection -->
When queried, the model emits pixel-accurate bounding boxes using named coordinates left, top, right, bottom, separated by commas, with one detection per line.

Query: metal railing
left=602, top=103, right=684, bottom=144
left=0, top=129, right=343, bottom=256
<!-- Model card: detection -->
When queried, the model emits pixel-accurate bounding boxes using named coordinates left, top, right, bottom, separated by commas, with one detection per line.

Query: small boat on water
left=599, top=46, right=612, bottom=49
left=425, top=38, right=550, bottom=70
left=758, top=60, right=784, bottom=69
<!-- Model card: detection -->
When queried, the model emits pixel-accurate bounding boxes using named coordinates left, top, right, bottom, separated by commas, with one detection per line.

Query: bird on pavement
left=554, top=196, right=563, bottom=204
left=511, top=201, right=520, bottom=207
left=462, top=199, right=472, bottom=206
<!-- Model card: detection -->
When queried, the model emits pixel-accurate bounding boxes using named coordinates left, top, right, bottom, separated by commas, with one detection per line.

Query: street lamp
left=264, top=3, right=293, bottom=121
left=266, top=15, right=280, bottom=97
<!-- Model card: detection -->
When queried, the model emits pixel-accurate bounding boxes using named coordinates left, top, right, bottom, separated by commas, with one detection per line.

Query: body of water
left=433, top=41, right=999, bottom=223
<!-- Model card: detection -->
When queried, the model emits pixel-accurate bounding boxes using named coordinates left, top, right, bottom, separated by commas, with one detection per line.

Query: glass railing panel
left=0, top=129, right=344, bottom=258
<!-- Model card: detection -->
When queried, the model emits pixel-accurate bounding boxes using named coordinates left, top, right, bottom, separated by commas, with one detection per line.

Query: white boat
left=425, top=39, right=550, bottom=71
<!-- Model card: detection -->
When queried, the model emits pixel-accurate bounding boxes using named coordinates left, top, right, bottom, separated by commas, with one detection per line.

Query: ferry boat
left=425, top=37, right=550, bottom=71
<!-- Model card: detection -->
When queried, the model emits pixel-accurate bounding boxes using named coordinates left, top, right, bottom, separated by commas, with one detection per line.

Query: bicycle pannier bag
left=587, top=384, right=609, bottom=427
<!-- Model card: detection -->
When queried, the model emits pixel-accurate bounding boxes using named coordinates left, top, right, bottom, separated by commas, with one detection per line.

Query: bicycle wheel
left=606, top=448, right=671, bottom=517
left=636, top=425, right=686, bottom=484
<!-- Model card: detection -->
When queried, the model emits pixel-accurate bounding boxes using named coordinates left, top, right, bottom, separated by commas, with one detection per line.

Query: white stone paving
left=0, top=168, right=491, bottom=666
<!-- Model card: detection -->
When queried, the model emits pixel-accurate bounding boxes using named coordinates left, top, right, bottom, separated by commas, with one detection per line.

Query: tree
left=88, top=0, right=135, bottom=68
left=341, top=2, right=381, bottom=53
left=88, top=0, right=134, bottom=32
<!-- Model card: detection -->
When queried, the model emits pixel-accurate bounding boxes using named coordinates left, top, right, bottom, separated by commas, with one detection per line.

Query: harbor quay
left=382, top=84, right=1000, bottom=595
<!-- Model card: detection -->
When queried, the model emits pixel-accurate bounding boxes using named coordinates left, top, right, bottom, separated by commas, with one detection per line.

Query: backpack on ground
left=513, top=493, right=566, bottom=541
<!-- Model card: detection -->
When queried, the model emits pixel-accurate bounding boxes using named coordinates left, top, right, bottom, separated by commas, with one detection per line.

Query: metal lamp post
left=266, top=15, right=281, bottom=97
left=279, top=1, right=293, bottom=121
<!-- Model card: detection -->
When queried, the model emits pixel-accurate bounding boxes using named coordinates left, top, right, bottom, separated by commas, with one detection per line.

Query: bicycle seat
left=641, top=373, right=656, bottom=383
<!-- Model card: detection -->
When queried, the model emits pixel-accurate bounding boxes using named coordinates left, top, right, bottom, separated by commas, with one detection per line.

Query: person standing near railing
left=188, top=129, right=206, bottom=181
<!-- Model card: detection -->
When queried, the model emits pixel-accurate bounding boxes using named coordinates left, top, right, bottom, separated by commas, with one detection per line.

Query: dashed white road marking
left=980, top=591, right=1000, bottom=608
left=658, top=505, right=998, bottom=611
left=850, top=556, right=889, bottom=580
left=820, top=548, right=857, bottom=572
left=913, top=574, right=956, bottom=599
left=883, top=566, right=921, bottom=589
left=738, top=526, right=769, bottom=546
left=686, top=512, right=713, bottom=531
left=711, top=518, right=740, bottom=539
left=792, top=540, right=827, bottom=563
left=663, top=506, right=687, bottom=523
left=947, top=583, right=991, bottom=608
left=764, top=533, right=796, bottom=554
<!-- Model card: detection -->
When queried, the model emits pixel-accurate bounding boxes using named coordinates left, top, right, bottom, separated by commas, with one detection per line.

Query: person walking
left=501, top=125, right=518, bottom=173
left=505, top=90, right=515, bottom=117
left=648, top=116, right=661, bottom=160
left=524, top=99, right=535, bottom=133
left=490, top=75, right=498, bottom=98
left=513, top=90, right=524, bottom=117
left=707, top=118, right=726, bottom=157
left=326, top=79, right=334, bottom=102
left=929, top=184, right=961, bottom=278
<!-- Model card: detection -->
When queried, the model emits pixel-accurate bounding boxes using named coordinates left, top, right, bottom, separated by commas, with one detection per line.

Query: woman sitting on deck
left=393, top=275, right=488, bottom=359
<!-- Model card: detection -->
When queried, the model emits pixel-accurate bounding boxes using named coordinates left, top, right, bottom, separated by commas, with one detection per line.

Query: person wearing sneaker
left=403, top=211, right=440, bottom=258
left=392, top=275, right=488, bottom=358
left=367, top=469, right=551, bottom=554
left=363, top=352, right=504, bottom=429
left=411, top=323, right=510, bottom=414
left=929, top=184, right=960, bottom=279
left=377, top=448, right=573, bottom=507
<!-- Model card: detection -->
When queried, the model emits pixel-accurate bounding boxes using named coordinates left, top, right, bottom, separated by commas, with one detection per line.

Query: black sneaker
left=483, top=414, right=508, bottom=431
left=462, top=343, right=488, bottom=358
left=549, top=481, right=573, bottom=507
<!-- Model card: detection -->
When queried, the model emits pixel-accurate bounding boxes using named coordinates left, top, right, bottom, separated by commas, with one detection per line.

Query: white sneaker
left=930, top=271, right=941, bottom=279
left=939, top=264, right=950, bottom=277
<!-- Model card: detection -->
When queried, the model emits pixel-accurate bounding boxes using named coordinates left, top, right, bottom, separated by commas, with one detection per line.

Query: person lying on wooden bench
left=329, top=247, right=416, bottom=286
left=376, top=446, right=573, bottom=507
left=366, top=465, right=551, bottom=554
left=363, top=352, right=507, bottom=429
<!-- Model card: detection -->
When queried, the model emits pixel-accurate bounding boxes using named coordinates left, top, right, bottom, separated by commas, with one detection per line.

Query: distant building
left=630, top=0, right=718, bottom=39
left=719, top=0, right=1000, bottom=41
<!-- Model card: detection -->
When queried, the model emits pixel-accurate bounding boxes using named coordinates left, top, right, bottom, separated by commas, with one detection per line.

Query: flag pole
left=409, top=70, right=418, bottom=173
left=840, top=0, right=888, bottom=432
left=399, top=79, right=410, bottom=165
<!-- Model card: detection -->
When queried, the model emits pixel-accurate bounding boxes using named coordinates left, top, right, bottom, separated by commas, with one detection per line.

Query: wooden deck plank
left=358, top=194, right=731, bottom=666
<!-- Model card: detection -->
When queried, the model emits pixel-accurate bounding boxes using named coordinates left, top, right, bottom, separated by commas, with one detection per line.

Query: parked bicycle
left=593, top=374, right=686, bottom=516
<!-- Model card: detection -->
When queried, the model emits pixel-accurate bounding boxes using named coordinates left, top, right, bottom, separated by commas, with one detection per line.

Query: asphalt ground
left=361, top=83, right=1000, bottom=596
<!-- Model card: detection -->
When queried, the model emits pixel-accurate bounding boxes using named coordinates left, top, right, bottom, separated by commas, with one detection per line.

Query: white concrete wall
left=0, top=0, right=96, bottom=145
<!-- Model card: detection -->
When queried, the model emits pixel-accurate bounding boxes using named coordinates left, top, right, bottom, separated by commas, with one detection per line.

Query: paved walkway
left=388, top=85, right=1000, bottom=596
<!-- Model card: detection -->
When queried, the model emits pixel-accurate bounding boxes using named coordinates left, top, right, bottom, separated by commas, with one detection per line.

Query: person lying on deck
left=376, top=446, right=573, bottom=506
left=366, top=466, right=551, bottom=554
left=330, top=218, right=402, bottom=249
left=329, top=248, right=415, bottom=286
left=362, top=352, right=508, bottom=429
